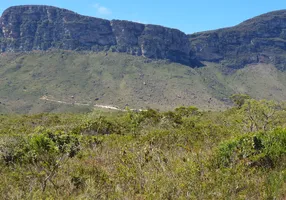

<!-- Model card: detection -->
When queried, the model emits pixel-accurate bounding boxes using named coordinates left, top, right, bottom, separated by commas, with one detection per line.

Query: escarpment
left=0, top=5, right=200, bottom=67
left=189, top=10, right=286, bottom=70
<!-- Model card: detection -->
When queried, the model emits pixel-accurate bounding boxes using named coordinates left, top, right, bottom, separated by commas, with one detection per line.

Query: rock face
left=189, top=10, right=286, bottom=70
left=0, top=5, right=200, bottom=66
left=2, top=6, right=286, bottom=69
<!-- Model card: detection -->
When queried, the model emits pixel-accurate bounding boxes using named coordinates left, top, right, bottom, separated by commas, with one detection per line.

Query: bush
left=216, top=128, right=286, bottom=168
left=72, top=116, right=122, bottom=135
left=0, top=128, right=81, bottom=191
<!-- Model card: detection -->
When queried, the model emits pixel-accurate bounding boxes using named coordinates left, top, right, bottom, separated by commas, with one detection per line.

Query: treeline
left=0, top=95, right=286, bottom=199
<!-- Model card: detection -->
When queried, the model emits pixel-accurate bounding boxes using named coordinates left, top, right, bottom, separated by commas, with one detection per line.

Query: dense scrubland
left=0, top=95, right=286, bottom=199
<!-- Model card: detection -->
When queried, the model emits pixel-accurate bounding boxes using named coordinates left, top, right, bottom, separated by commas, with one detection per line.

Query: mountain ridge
left=2, top=5, right=286, bottom=69
left=189, top=9, right=286, bottom=69
left=0, top=5, right=201, bottom=67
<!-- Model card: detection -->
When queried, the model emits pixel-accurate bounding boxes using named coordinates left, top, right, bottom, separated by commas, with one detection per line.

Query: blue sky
left=1, top=0, right=286, bottom=34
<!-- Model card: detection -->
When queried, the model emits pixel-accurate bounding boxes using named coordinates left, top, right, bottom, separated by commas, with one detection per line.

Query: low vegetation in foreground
left=0, top=95, right=286, bottom=199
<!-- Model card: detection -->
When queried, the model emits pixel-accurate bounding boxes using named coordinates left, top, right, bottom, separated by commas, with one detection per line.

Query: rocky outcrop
left=189, top=10, right=286, bottom=70
left=0, top=5, right=201, bottom=66
left=2, top=6, right=286, bottom=69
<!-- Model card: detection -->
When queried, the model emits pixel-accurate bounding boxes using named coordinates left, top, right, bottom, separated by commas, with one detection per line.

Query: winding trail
left=40, top=96, right=126, bottom=111
left=40, top=96, right=145, bottom=111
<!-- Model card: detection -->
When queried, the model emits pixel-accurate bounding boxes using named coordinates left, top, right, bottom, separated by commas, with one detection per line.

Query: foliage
left=216, top=129, right=286, bottom=168
left=239, top=99, right=284, bottom=132
left=0, top=98, right=286, bottom=199
left=174, top=106, right=200, bottom=117
left=230, top=94, right=251, bottom=108
left=1, top=128, right=81, bottom=192
left=72, top=116, right=122, bottom=135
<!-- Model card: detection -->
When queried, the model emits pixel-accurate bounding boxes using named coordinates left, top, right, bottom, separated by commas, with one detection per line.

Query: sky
left=1, top=0, right=286, bottom=34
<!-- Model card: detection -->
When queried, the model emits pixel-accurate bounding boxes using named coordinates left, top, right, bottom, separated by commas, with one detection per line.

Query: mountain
left=190, top=10, right=286, bottom=70
left=1, top=5, right=286, bottom=113
left=0, top=5, right=201, bottom=67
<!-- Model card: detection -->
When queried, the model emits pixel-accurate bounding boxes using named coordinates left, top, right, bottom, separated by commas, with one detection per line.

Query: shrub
left=72, top=116, right=122, bottom=135
left=216, top=128, right=286, bottom=168
left=0, top=128, right=81, bottom=191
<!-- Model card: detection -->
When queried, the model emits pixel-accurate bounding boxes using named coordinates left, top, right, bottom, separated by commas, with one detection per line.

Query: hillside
left=0, top=51, right=223, bottom=113
left=2, top=51, right=286, bottom=113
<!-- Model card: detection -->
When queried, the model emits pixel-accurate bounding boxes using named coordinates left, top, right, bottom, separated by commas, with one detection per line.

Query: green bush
left=72, top=116, right=122, bottom=135
left=0, top=128, right=81, bottom=192
left=216, top=128, right=286, bottom=168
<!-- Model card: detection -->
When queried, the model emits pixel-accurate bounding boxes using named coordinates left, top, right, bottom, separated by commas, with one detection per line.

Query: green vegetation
left=2, top=51, right=286, bottom=113
left=1, top=97, right=286, bottom=199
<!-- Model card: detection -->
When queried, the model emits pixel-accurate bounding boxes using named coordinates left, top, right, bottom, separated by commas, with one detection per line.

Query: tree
left=230, top=94, right=251, bottom=109
left=174, top=106, right=200, bottom=117
left=240, top=99, right=281, bottom=132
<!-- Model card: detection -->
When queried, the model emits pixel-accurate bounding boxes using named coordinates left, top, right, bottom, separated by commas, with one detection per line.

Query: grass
left=1, top=51, right=286, bottom=113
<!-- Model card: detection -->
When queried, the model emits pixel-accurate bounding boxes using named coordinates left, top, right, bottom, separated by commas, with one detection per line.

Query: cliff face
left=2, top=6, right=286, bottom=69
left=189, top=10, right=286, bottom=70
left=0, top=5, right=199, bottom=66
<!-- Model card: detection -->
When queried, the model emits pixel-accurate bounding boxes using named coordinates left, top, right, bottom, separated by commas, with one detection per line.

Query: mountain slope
left=0, top=51, right=225, bottom=113
left=1, top=51, right=286, bottom=113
